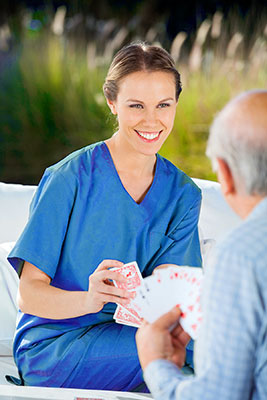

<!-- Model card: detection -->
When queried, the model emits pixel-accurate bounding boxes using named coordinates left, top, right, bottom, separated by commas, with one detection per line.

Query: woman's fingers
left=97, top=281, right=130, bottom=300
left=95, top=259, right=124, bottom=272
left=99, top=269, right=128, bottom=284
left=94, top=293, right=130, bottom=307
left=89, top=270, right=128, bottom=289
left=86, top=259, right=134, bottom=312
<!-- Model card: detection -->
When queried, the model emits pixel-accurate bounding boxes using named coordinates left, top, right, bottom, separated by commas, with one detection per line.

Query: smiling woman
left=8, top=42, right=202, bottom=391
left=105, top=69, right=179, bottom=203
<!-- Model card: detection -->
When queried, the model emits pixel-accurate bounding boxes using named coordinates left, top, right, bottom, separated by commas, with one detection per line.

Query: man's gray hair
left=206, top=90, right=267, bottom=196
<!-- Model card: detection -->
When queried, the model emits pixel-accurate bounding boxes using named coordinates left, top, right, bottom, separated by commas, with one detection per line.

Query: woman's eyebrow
left=158, top=97, right=175, bottom=102
left=126, top=97, right=175, bottom=103
left=126, top=99, right=144, bottom=103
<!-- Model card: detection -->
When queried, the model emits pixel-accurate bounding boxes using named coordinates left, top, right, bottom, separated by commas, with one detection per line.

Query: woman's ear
left=106, top=98, right=117, bottom=115
left=216, top=158, right=236, bottom=196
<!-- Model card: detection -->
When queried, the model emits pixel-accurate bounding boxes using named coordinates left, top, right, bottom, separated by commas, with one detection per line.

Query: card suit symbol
left=191, top=324, right=197, bottom=331
left=197, top=317, right=203, bottom=322
left=188, top=305, right=194, bottom=312
left=181, top=312, right=186, bottom=318
left=192, top=277, right=196, bottom=283
left=175, top=303, right=181, bottom=308
left=174, top=272, right=179, bottom=278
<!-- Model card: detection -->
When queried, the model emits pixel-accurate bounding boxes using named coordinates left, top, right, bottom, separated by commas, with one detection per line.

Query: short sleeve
left=8, top=169, right=76, bottom=279
left=153, top=195, right=202, bottom=270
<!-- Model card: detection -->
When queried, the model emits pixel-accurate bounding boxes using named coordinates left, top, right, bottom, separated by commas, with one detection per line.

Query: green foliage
left=159, top=58, right=267, bottom=180
left=0, top=34, right=112, bottom=183
left=0, top=14, right=266, bottom=183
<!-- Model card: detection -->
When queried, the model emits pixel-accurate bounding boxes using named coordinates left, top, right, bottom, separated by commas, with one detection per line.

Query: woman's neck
left=105, top=133, right=157, bottom=179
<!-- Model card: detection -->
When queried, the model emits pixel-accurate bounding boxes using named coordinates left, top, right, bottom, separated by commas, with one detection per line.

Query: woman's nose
left=142, top=109, right=158, bottom=126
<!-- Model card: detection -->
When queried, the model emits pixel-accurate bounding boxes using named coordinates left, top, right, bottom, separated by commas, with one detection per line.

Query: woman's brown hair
left=103, top=41, right=182, bottom=102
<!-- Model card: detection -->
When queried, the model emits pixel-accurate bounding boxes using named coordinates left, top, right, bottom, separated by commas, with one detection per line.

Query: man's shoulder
left=216, top=210, right=267, bottom=265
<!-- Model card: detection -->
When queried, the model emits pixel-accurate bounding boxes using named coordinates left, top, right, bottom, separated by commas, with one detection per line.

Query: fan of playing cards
left=112, top=262, right=203, bottom=340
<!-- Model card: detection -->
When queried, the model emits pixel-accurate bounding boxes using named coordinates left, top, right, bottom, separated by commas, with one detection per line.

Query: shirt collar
left=247, top=196, right=267, bottom=222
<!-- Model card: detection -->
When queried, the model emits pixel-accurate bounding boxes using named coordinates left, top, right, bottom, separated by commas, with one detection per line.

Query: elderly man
left=136, top=89, right=267, bottom=400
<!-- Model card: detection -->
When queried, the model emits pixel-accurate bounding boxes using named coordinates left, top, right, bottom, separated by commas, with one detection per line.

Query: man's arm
left=136, top=247, right=257, bottom=400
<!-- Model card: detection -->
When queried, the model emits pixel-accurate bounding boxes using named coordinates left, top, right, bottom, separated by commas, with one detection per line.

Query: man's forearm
left=144, top=359, right=188, bottom=400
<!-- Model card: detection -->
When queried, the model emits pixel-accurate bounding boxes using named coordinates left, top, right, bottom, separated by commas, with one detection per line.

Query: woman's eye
left=158, top=103, right=170, bottom=108
left=129, top=104, right=143, bottom=109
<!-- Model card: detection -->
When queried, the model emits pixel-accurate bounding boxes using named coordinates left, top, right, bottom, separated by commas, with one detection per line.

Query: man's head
left=206, top=90, right=267, bottom=218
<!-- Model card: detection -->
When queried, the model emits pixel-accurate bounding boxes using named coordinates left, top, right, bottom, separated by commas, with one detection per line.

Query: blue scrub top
left=9, top=141, right=202, bottom=351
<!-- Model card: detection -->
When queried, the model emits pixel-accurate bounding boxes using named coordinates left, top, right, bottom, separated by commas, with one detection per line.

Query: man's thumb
left=153, top=306, right=181, bottom=330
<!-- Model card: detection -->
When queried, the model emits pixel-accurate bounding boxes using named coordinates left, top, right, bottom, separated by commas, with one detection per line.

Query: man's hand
left=136, top=306, right=191, bottom=370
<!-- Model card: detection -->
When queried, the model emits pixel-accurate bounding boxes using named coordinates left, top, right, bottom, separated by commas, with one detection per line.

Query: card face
left=115, top=319, right=141, bottom=329
left=111, top=261, right=143, bottom=290
left=114, top=304, right=141, bottom=323
left=114, top=305, right=142, bottom=328
left=112, top=261, right=144, bottom=327
left=111, top=262, right=203, bottom=339
left=130, top=265, right=203, bottom=339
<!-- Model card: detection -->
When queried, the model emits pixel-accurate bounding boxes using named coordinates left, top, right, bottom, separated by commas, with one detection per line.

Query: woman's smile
left=134, top=129, right=163, bottom=142
left=107, top=70, right=178, bottom=157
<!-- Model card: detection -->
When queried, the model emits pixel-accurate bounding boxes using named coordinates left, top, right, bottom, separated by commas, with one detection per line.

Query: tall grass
left=0, top=8, right=266, bottom=183
left=0, top=34, right=113, bottom=183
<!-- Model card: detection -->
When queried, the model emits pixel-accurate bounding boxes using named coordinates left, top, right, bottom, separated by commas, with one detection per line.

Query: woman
left=8, top=42, right=202, bottom=391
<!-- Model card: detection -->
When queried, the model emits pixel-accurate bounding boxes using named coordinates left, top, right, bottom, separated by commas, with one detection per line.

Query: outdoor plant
left=0, top=7, right=266, bottom=183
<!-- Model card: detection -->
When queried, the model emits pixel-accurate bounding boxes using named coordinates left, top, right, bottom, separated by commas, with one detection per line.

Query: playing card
left=178, top=269, right=203, bottom=338
left=130, top=281, right=152, bottom=318
left=112, top=261, right=144, bottom=327
left=114, top=305, right=142, bottom=328
left=115, top=319, right=142, bottom=329
left=115, top=301, right=142, bottom=321
left=129, top=265, right=203, bottom=339
left=111, top=261, right=143, bottom=291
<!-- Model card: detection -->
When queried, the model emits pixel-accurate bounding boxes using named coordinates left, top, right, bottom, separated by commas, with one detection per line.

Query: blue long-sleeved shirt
left=144, top=197, right=267, bottom=400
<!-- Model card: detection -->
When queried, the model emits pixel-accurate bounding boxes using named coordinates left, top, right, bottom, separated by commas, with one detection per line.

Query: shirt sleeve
left=8, top=169, right=76, bottom=279
left=144, top=359, right=189, bottom=399
left=143, top=243, right=259, bottom=400
left=154, top=195, right=202, bottom=269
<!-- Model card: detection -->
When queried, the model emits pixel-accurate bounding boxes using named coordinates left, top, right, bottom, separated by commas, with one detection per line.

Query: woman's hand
left=18, top=259, right=132, bottom=319
left=85, top=259, right=132, bottom=314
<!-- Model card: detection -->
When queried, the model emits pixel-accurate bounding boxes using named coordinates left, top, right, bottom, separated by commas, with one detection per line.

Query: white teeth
left=136, top=130, right=160, bottom=140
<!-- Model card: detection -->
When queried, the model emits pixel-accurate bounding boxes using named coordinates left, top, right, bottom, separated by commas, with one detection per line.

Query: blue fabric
left=144, top=197, right=267, bottom=400
left=8, top=141, right=202, bottom=389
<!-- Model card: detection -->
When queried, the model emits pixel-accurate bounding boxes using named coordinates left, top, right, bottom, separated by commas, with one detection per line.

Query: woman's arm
left=18, top=260, right=131, bottom=319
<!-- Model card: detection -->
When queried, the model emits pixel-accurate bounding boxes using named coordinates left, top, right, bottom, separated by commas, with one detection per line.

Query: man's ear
left=216, top=158, right=236, bottom=196
left=106, top=98, right=117, bottom=115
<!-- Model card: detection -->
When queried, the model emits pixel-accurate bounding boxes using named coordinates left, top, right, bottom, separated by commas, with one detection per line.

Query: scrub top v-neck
left=104, top=142, right=159, bottom=207
left=8, top=140, right=202, bottom=359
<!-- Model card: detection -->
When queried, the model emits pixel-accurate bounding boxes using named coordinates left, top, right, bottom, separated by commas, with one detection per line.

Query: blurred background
left=0, top=0, right=266, bottom=184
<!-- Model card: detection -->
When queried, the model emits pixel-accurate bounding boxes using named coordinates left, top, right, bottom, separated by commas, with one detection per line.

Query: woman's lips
left=135, top=130, right=162, bottom=142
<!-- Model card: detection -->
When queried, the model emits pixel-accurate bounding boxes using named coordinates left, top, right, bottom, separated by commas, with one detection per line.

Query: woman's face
left=107, top=70, right=178, bottom=156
